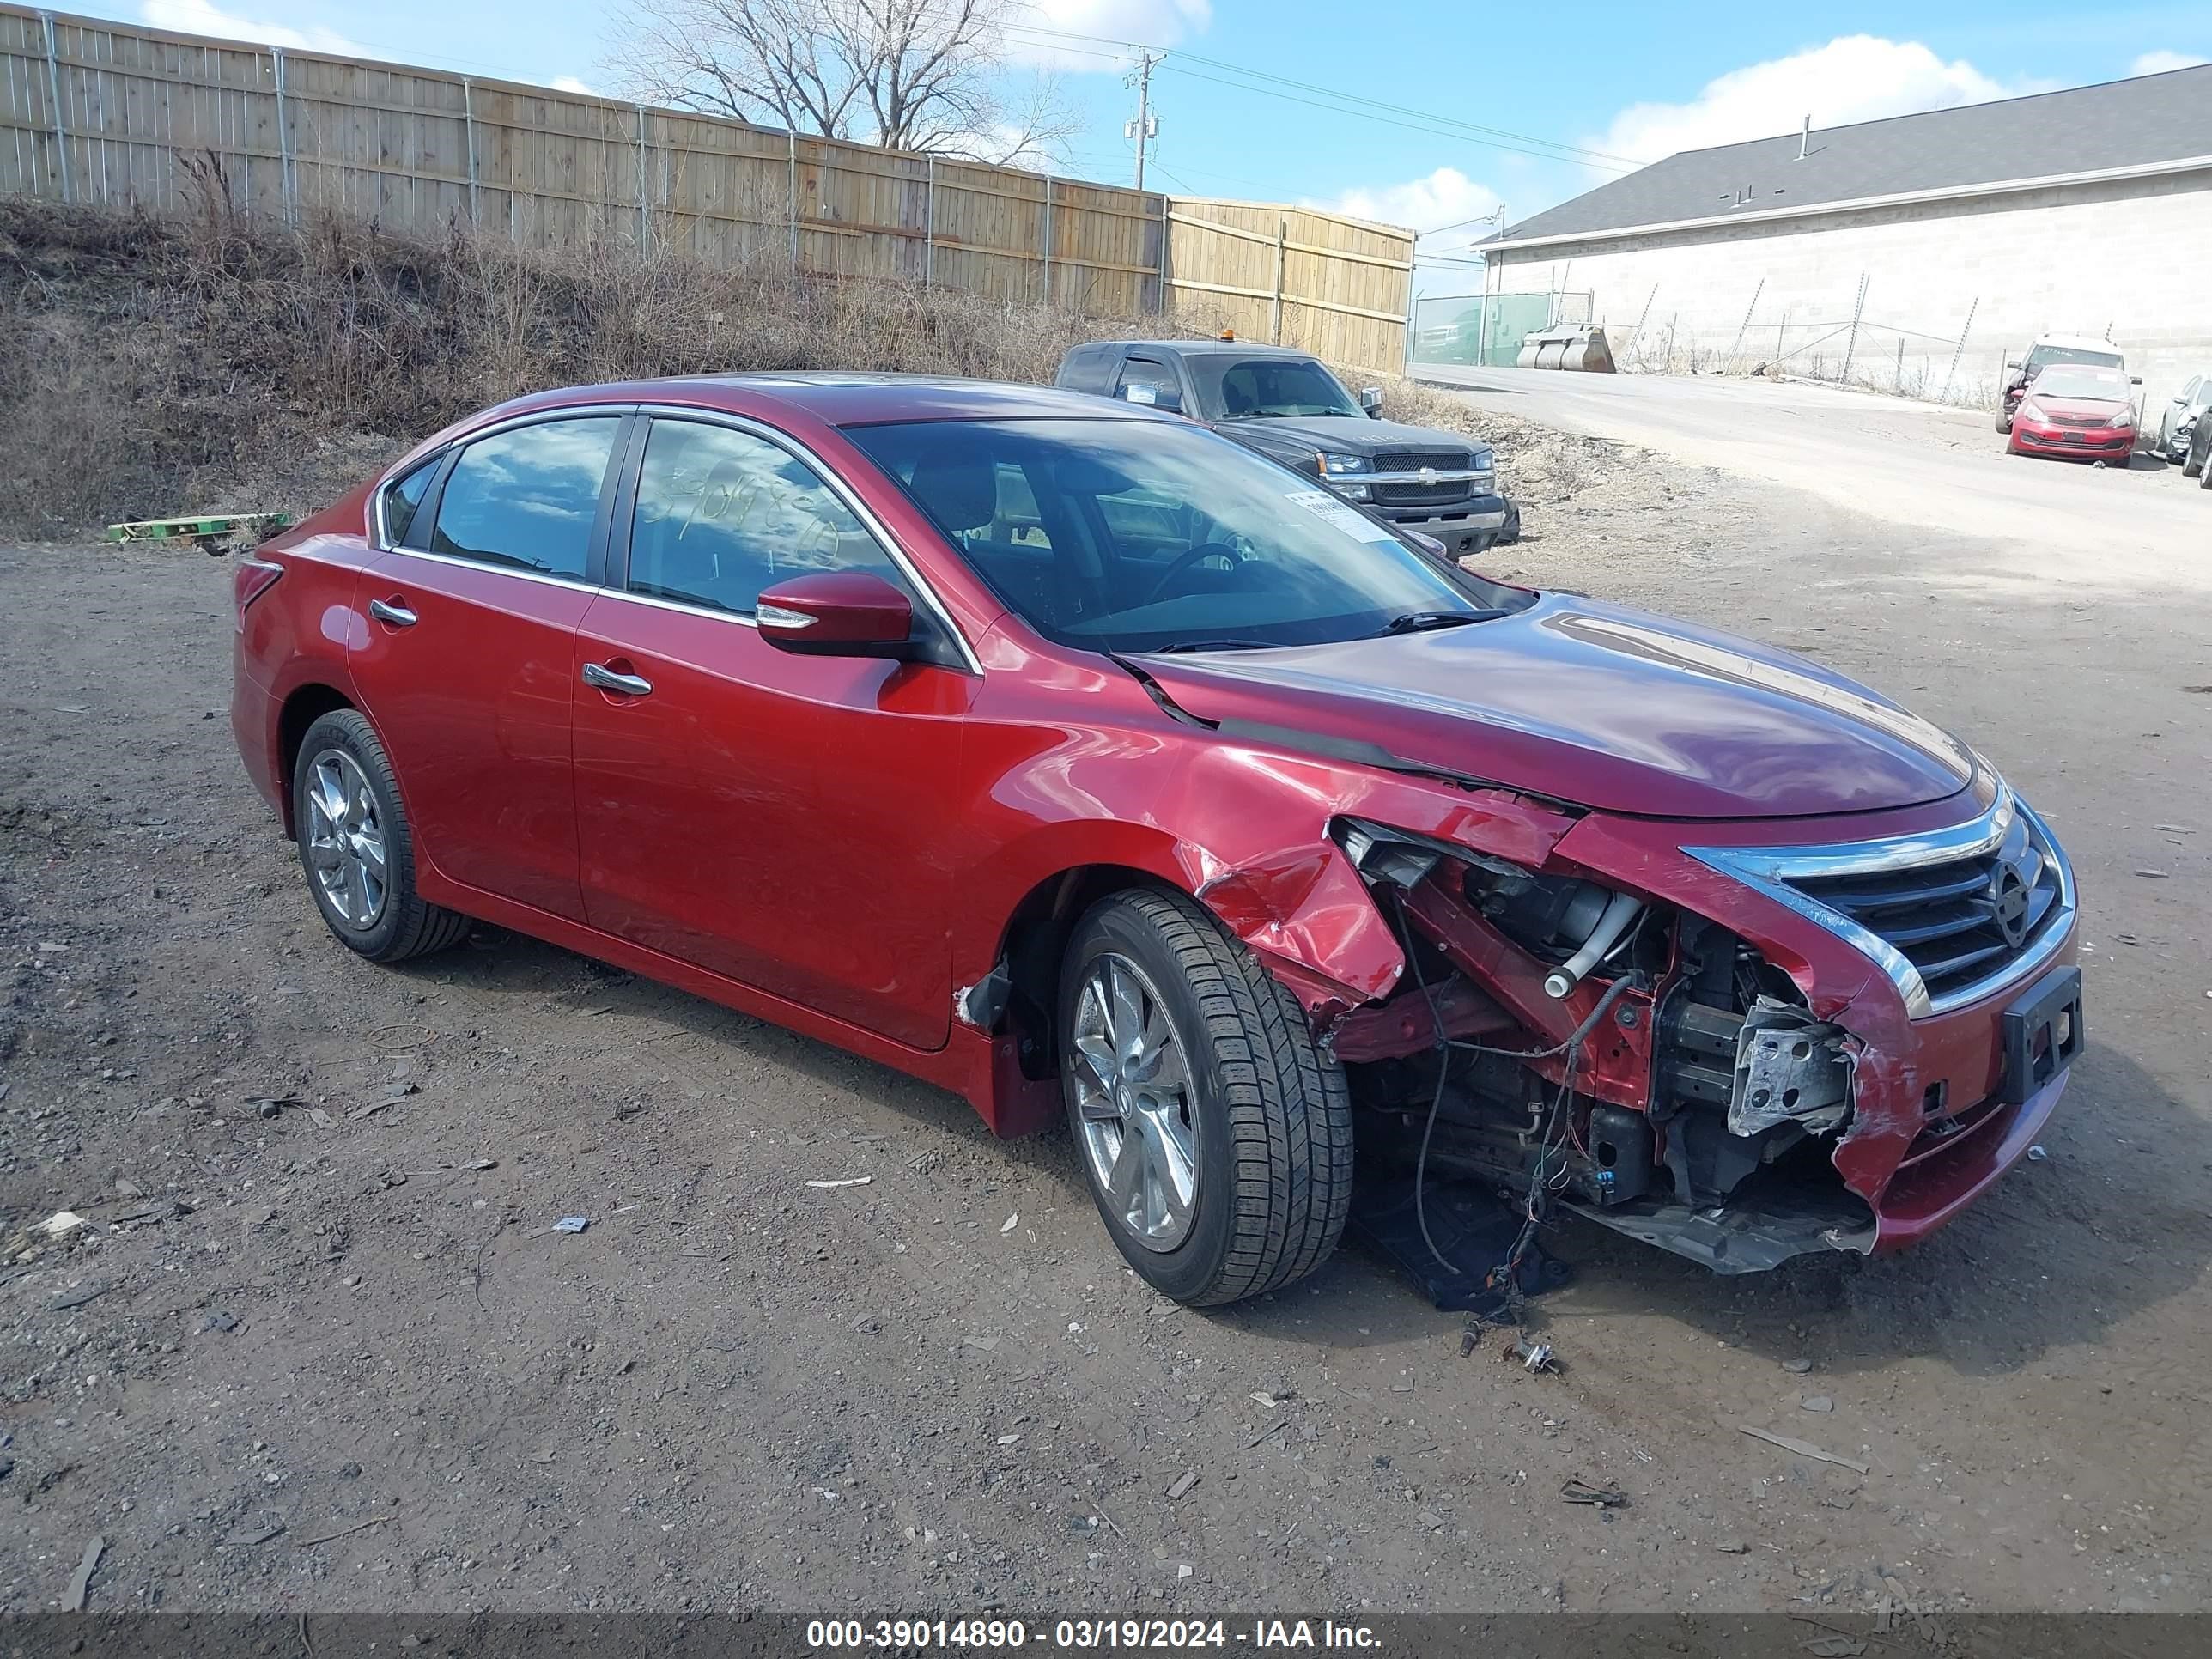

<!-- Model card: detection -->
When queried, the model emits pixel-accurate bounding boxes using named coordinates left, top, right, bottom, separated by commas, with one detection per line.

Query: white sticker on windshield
left=1285, top=489, right=1397, bottom=543
left=1123, top=384, right=1158, bottom=405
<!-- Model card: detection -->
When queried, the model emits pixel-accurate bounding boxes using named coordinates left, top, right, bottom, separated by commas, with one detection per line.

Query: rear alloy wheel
left=1059, top=889, right=1352, bottom=1306
left=291, top=709, right=471, bottom=963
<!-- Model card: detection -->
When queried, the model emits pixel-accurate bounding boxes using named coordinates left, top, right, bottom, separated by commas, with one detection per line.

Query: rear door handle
left=368, top=598, right=418, bottom=628
left=582, top=661, right=653, bottom=697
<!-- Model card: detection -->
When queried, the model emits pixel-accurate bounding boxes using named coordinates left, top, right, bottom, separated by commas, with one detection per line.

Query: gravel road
left=2, top=421, right=2207, bottom=1618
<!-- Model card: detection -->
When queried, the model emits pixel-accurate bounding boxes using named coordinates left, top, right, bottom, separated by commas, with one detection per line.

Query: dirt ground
left=2, top=431, right=2209, bottom=1620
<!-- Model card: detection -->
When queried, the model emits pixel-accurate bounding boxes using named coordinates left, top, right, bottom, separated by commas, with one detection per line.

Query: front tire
left=2185, top=449, right=2204, bottom=479
left=291, top=709, right=470, bottom=963
left=1059, top=889, right=1352, bottom=1306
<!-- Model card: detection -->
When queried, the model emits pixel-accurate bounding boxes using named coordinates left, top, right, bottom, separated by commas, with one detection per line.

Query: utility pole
left=1126, top=51, right=1160, bottom=191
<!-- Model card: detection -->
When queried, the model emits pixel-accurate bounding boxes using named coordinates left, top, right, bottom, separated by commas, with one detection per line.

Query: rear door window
left=428, top=417, right=622, bottom=580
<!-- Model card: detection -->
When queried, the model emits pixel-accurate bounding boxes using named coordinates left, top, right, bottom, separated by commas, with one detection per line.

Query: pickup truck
left=1054, top=339, right=1516, bottom=555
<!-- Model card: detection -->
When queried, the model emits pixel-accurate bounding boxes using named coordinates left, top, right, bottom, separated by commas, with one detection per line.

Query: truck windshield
left=1188, top=356, right=1364, bottom=420
left=846, top=417, right=1522, bottom=654
left=2025, top=344, right=2121, bottom=373
left=2029, top=367, right=2130, bottom=400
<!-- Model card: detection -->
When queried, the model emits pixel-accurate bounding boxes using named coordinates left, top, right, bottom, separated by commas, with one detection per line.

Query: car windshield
left=2030, top=366, right=2130, bottom=400
left=846, top=417, right=1522, bottom=654
left=2026, top=344, right=2121, bottom=373
left=1187, top=356, right=1364, bottom=420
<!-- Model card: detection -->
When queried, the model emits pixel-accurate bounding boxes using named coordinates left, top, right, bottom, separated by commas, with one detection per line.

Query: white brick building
left=1475, top=65, right=2212, bottom=410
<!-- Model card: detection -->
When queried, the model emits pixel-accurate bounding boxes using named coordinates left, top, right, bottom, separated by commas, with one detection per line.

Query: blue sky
left=110, top=0, right=2212, bottom=293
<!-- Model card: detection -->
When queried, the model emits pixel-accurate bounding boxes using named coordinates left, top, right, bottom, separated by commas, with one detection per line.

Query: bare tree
left=606, top=0, right=1078, bottom=166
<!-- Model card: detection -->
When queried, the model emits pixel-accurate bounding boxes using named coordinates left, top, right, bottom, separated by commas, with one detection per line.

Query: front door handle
left=582, top=661, right=653, bottom=698
left=368, top=598, right=418, bottom=628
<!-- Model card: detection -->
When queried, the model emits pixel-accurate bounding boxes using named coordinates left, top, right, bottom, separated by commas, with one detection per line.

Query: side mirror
left=1121, top=382, right=1183, bottom=414
left=2005, top=359, right=2022, bottom=371
left=1359, top=386, right=1385, bottom=416
left=2130, top=375, right=2142, bottom=386
left=756, top=571, right=915, bottom=659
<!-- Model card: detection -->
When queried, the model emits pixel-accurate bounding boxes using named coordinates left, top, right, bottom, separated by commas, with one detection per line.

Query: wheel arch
left=276, top=683, right=357, bottom=834
left=979, top=862, right=1183, bottom=1086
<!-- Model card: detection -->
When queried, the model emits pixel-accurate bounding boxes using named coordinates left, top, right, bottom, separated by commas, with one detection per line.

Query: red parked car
left=232, top=375, right=2080, bottom=1302
left=2006, top=363, right=2139, bottom=465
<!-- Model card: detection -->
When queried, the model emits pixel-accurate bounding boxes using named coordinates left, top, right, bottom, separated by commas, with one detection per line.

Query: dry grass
left=0, top=198, right=1211, bottom=536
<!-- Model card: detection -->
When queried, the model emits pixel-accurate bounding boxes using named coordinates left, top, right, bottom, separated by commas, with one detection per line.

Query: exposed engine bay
left=1325, top=819, right=1875, bottom=1274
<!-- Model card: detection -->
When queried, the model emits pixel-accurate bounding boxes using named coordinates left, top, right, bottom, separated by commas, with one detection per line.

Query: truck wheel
left=1059, top=889, right=1352, bottom=1306
left=291, top=709, right=471, bottom=963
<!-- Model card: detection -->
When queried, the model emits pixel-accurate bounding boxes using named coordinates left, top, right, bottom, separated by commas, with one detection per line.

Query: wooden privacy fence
left=0, top=5, right=1415, bottom=368
left=1165, top=199, right=1415, bottom=374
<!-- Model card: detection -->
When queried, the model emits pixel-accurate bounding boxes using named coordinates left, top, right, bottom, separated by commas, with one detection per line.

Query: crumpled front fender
left=1172, top=744, right=1583, bottom=1024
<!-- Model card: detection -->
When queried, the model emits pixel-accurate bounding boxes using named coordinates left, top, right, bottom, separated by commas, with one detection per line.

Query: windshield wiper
left=1379, top=609, right=1506, bottom=635
left=1148, top=638, right=1279, bottom=653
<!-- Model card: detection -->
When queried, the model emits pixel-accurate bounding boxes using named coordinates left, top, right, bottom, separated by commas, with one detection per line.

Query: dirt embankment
left=0, top=199, right=1644, bottom=544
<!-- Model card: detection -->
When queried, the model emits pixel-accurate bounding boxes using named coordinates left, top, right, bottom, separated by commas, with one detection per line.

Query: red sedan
left=233, top=375, right=2080, bottom=1301
left=2006, top=363, right=2139, bottom=464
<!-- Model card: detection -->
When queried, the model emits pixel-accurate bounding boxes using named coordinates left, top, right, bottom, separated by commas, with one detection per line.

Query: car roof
left=2029, top=333, right=2124, bottom=353
left=483, top=373, right=1164, bottom=428
left=1089, top=339, right=1323, bottom=361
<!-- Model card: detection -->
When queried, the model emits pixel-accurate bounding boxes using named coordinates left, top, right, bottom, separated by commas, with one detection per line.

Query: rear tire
left=1059, top=889, right=1352, bottom=1306
left=291, top=709, right=471, bottom=963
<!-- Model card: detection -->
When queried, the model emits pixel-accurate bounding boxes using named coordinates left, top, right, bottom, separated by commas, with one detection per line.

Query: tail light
left=234, top=558, right=284, bottom=626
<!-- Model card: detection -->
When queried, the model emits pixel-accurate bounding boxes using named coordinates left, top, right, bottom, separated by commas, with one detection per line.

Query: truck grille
left=1783, top=812, right=2063, bottom=1007
left=1375, top=449, right=1472, bottom=473
left=1374, top=479, right=1474, bottom=507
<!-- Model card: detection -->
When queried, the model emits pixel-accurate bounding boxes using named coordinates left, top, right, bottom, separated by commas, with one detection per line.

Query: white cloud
left=550, top=75, right=594, bottom=95
left=1006, top=0, right=1210, bottom=70
left=1314, top=167, right=1500, bottom=238
left=141, top=0, right=364, bottom=54
left=1593, top=35, right=2021, bottom=165
left=2130, top=50, right=2208, bottom=76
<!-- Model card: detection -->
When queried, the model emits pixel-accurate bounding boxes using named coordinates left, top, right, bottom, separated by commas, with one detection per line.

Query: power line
left=1155, top=61, right=1634, bottom=171
left=1163, top=47, right=1637, bottom=167
left=1000, top=21, right=1637, bottom=171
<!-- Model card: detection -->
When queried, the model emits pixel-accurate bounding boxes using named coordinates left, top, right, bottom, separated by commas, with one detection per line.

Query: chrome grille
left=1374, top=448, right=1471, bottom=473
left=1685, top=788, right=2075, bottom=1019
left=1784, top=819, right=2059, bottom=1006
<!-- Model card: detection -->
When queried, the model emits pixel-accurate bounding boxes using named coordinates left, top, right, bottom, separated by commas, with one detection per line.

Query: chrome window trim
left=367, top=543, right=605, bottom=596
left=1685, top=786, right=2077, bottom=1020
left=370, top=403, right=636, bottom=556
left=590, top=584, right=762, bottom=629
left=631, top=404, right=983, bottom=677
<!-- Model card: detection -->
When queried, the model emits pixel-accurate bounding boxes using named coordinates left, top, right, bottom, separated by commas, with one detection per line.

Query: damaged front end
left=1300, top=779, right=2080, bottom=1274
left=1322, top=817, right=1882, bottom=1275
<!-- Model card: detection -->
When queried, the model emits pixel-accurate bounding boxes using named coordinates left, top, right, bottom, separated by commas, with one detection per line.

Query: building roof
left=1487, top=63, right=2212, bottom=250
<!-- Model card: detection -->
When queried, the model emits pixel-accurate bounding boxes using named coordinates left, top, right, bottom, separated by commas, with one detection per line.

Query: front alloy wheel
left=1070, top=954, right=1200, bottom=1251
left=1058, top=888, right=1353, bottom=1306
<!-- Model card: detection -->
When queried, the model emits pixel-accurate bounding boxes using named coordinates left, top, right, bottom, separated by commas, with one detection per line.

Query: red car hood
left=2023, top=395, right=2131, bottom=421
left=1131, top=595, right=1977, bottom=820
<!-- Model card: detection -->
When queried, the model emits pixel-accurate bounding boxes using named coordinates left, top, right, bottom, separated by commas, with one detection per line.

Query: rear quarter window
left=379, top=459, right=438, bottom=548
